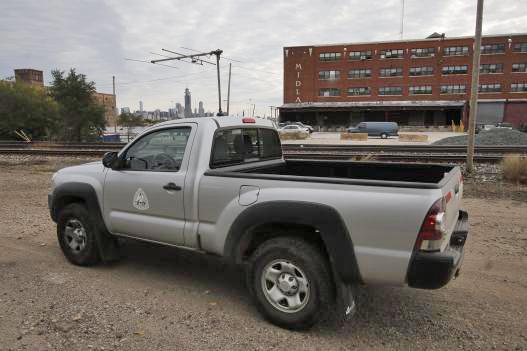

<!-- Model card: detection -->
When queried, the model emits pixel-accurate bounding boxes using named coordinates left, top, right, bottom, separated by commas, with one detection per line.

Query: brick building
left=14, top=69, right=44, bottom=87
left=280, top=33, right=527, bottom=130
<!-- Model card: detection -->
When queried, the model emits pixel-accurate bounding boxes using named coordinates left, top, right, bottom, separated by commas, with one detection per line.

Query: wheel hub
left=277, top=273, right=299, bottom=295
left=64, top=219, right=87, bottom=253
left=260, top=260, right=310, bottom=313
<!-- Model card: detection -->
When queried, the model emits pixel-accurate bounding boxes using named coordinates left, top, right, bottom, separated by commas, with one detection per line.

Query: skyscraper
left=176, top=103, right=184, bottom=118
left=139, top=101, right=143, bottom=112
left=198, top=101, right=205, bottom=116
left=184, top=88, right=192, bottom=118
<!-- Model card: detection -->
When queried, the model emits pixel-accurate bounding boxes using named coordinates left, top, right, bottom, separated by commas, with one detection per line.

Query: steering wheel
left=153, top=153, right=178, bottom=170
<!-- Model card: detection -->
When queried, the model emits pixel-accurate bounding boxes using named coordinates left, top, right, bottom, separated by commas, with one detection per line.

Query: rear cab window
left=210, top=127, right=282, bottom=168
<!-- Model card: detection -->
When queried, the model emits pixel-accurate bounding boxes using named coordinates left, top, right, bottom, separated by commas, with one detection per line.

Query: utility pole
left=226, top=63, right=232, bottom=116
left=112, top=75, right=117, bottom=133
left=467, top=0, right=484, bottom=173
left=400, top=0, right=405, bottom=40
left=151, top=49, right=224, bottom=116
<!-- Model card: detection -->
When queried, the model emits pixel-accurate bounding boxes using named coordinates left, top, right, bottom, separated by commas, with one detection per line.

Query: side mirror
left=102, top=151, right=119, bottom=169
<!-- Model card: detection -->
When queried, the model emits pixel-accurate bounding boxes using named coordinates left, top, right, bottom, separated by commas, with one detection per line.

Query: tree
left=0, top=81, right=60, bottom=140
left=118, top=112, right=144, bottom=140
left=49, top=69, right=106, bottom=142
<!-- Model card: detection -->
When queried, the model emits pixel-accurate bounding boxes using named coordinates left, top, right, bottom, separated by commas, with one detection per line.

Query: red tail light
left=414, top=198, right=446, bottom=251
left=242, top=118, right=256, bottom=123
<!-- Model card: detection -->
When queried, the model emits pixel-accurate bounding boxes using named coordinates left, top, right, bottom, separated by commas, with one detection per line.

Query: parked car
left=347, top=121, right=399, bottom=138
left=48, top=116, right=467, bottom=330
left=281, top=121, right=314, bottom=133
left=279, top=124, right=309, bottom=133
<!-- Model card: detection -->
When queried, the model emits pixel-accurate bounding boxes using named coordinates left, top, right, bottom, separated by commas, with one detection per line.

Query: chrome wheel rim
left=260, top=259, right=310, bottom=313
left=64, top=219, right=87, bottom=253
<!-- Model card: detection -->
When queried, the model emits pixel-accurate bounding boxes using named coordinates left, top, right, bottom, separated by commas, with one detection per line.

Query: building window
left=479, top=83, right=501, bottom=93
left=349, top=50, right=372, bottom=60
left=379, top=86, right=402, bottom=95
left=409, top=66, right=434, bottom=76
left=440, top=84, right=466, bottom=94
left=442, top=65, right=468, bottom=75
left=319, top=52, right=341, bottom=61
left=380, top=49, right=404, bottom=59
left=480, top=63, right=503, bottom=74
left=481, top=43, right=505, bottom=54
left=511, top=83, right=527, bottom=92
left=348, top=87, right=371, bottom=96
left=513, top=43, right=527, bottom=52
left=348, top=69, right=371, bottom=79
left=318, top=70, right=341, bottom=80
left=409, top=85, right=432, bottom=95
left=443, top=46, right=469, bottom=56
left=379, top=67, right=403, bottom=77
left=319, top=88, right=341, bottom=97
left=410, top=47, right=435, bottom=58
left=512, top=63, right=527, bottom=72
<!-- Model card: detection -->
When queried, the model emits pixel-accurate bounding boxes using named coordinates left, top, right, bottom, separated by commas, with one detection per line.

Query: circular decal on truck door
left=133, top=188, right=150, bottom=210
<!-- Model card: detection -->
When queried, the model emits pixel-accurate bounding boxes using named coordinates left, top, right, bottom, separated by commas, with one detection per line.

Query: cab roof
left=153, top=116, right=275, bottom=129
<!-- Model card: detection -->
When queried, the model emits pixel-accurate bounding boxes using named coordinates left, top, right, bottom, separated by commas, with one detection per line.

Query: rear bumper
left=407, top=210, right=468, bottom=289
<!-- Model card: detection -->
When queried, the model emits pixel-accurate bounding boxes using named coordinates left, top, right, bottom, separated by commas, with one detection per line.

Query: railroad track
left=1, top=141, right=526, bottom=154
left=0, top=147, right=511, bottom=163
left=0, top=141, right=525, bottom=163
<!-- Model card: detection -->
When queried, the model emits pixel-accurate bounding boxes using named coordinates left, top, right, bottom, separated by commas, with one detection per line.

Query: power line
left=180, top=46, right=243, bottom=63
left=125, top=58, right=179, bottom=69
left=97, top=68, right=216, bottom=88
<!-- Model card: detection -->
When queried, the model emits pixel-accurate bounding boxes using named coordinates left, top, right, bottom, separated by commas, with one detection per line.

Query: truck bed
left=206, top=159, right=458, bottom=189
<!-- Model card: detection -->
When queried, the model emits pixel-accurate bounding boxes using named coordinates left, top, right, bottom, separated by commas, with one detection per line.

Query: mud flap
left=335, top=276, right=357, bottom=321
left=94, top=230, right=121, bottom=262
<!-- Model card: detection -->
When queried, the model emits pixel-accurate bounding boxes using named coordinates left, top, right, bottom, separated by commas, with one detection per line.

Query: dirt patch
left=0, top=165, right=526, bottom=350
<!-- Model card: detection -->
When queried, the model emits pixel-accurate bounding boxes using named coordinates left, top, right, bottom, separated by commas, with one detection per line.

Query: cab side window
left=122, top=127, right=191, bottom=171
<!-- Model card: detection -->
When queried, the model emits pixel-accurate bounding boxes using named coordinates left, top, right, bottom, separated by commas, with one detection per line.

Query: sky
left=1, top=0, right=527, bottom=117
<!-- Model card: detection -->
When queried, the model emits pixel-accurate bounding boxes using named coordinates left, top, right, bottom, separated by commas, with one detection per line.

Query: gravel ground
left=433, top=129, right=527, bottom=146
left=1, top=163, right=527, bottom=350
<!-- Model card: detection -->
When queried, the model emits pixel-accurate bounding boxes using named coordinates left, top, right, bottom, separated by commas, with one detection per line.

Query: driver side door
left=103, top=125, right=195, bottom=245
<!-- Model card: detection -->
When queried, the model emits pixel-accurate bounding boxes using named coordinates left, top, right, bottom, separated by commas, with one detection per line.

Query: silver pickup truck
left=48, top=117, right=468, bottom=329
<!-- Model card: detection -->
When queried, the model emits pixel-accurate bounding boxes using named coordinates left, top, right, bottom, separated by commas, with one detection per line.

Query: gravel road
left=1, top=164, right=526, bottom=350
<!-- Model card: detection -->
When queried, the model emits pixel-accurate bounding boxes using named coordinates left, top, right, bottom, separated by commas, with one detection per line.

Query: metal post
left=112, top=75, right=117, bottom=133
left=467, top=0, right=484, bottom=172
left=215, top=53, right=223, bottom=116
left=226, top=63, right=231, bottom=116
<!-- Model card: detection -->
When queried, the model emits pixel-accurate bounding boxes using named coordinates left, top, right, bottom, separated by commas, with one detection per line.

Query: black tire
left=380, top=132, right=388, bottom=139
left=246, top=237, right=334, bottom=330
left=57, top=203, right=101, bottom=266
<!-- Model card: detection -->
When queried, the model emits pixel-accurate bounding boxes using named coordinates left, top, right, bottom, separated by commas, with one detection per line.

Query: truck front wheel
left=246, top=237, right=334, bottom=330
left=57, top=203, right=101, bottom=266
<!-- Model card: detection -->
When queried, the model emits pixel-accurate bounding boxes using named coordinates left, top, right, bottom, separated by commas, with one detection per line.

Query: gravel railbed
left=433, top=129, right=527, bottom=146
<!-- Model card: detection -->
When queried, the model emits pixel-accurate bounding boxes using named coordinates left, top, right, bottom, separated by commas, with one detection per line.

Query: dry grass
left=502, top=154, right=527, bottom=184
left=398, top=133, right=429, bottom=142
left=340, top=133, right=368, bottom=141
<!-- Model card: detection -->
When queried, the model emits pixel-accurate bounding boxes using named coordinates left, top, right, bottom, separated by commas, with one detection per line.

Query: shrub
left=502, top=154, right=527, bottom=184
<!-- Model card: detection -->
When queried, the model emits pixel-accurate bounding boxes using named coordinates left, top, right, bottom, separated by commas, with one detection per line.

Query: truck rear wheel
left=246, top=237, right=334, bottom=330
left=57, top=203, right=101, bottom=266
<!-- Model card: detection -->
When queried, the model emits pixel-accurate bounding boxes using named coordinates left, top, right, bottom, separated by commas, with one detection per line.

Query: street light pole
left=467, top=0, right=484, bottom=172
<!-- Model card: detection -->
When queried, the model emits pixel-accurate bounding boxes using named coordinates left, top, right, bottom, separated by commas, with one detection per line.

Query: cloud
left=1, top=0, right=526, bottom=116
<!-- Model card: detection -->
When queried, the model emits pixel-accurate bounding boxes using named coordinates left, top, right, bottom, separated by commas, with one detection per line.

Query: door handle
left=163, top=182, right=182, bottom=191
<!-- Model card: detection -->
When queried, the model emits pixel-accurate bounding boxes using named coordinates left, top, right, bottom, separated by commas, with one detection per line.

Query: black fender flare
left=223, top=201, right=362, bottom=283
left=50, top=182, right=119, bottom=261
